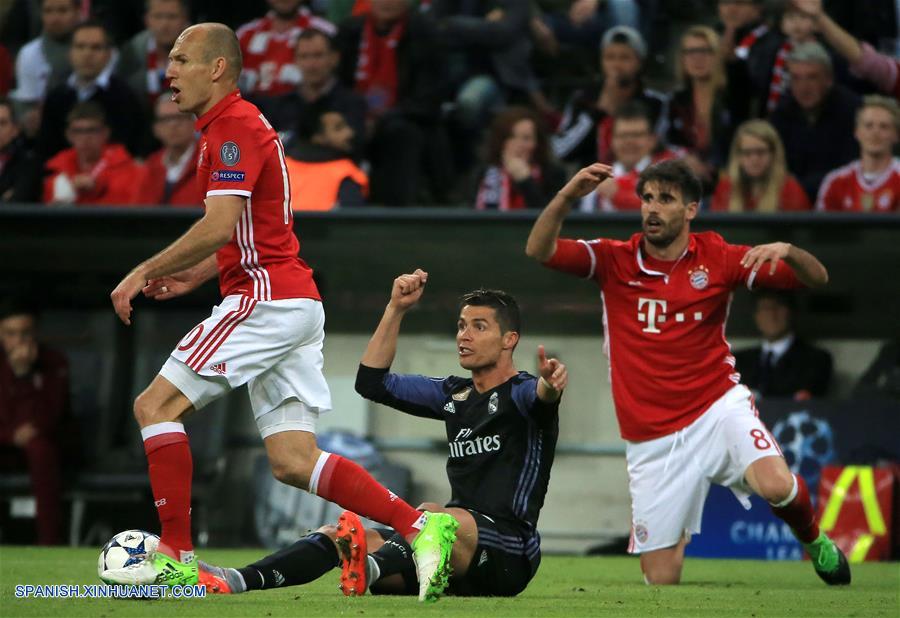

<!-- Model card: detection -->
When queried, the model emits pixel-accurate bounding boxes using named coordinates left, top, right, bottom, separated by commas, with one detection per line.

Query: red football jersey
left=544, top=231, right=802, bottom=441
left=237, top=9, right=336, bottom=96
left=195, top=90, right=320, bottom=302
left=816, top=159, right=900, bottom=213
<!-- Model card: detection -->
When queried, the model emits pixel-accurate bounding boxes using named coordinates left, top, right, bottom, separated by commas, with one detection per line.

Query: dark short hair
left=66, top=101, right=107, bottom=126
left=636, top=159, right=703, bottom=205
left=296, top=103, right=340, bottom=141
left=613, top=100, right=653, bottom=128
left=72, top=19, right=113, bottom=47
left=0, top=296, right=39, bottom=321
left=458, top=289, right=521, bottom=335
left=753, top=289, right=797, bottom=312
left=144, top=0, right=191, bottom=15
left=297, top=27, right=336, bottom=51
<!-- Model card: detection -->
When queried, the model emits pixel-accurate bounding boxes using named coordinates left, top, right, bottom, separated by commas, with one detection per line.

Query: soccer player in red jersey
left=526, top=159, right=851, bottom=586
left=105, top=23, right=458, bottom=600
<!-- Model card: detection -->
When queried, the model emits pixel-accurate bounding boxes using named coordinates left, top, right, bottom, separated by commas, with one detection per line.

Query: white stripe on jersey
left=237, top=205, right=260, bottom=299
left=247, top=198, right=272, bottom=300
left=236, top=199, right=272, bottom=301
left=273, top=138, right=291, bottom=224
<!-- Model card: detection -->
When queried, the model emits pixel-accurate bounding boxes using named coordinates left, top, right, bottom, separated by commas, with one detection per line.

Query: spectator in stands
left=734, top=290, right=833, bottom=401
left=257, top=28, right=366, bottom=157
left=337, top=0, right=453, bottom=205
left=0, top=296, right=71, bottom=545
left=131, top=95, right=202, bottom=207
left=37, top=20, right=145, bottom=159
left=237, top=0, right=336, bottom=98
left=793, top=0, right=900, bottom=99
left=581, top=102, right=676, bottom=212
left=711, top=119, right=811, bottom=212
left=474, top=105, right=564, bottom=211
left=43, top=102, right=139, bottom=205
left=816, top=96, right=899, bottom=213
left=667, top=25, right=736, bottom=188
left=433, top=1, right=550, bottom=141
left=285, top=104, right=368, bottom=210
left=718, top=0, right=776, bottom=119
left=10, top=0, right=80, bottom=115
left=116, top=0, right=191, bottom=107
left=769, top=42, right=860, bottom=201
left=536, top=0, right=641, bottom=52
left=552, top=25, right=668, bottom=167
left=0, top=98, right=41, bottom=203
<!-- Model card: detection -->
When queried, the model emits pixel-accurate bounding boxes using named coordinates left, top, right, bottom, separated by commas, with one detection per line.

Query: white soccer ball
left=97, top=529, right=160, bottom=577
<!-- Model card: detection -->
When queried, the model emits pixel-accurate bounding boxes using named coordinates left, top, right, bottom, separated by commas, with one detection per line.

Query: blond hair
left=725, top=120, right=788, bottom=213
left=677, top=25, right=726, bottom=93
left=857, top=94, right=900, bottom=130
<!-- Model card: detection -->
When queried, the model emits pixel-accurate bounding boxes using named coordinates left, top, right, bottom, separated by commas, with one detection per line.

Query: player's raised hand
left=143, top=270, right=199, bottom=301
left=559, top=163, right=614, bottom=201
left=389, top=269, right=428, bottom=311
left=791, top=0, right=823, bottom=18
left=110, top=269, right=148, bottom=326
left=741, top=242, right=791, bottom=276
left=537, top=344, right=567, bottom=392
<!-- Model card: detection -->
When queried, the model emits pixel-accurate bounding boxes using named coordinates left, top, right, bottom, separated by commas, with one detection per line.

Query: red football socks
left=770, top=474, right=820, bottom=544
left=142, top=422, right=194, bottom=560
left=311, top=452, right=424, bottom=538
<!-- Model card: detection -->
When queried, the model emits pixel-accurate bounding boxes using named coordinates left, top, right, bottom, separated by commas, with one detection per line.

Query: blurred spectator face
left=370, top=0, right=409, bottom=25
left=681, top=34, right=716, bottom=81
left=42, top=0, right=79, bottom=40
left=66, top=117, right=109, bottom=161
left=146, top=0, right=190, bottom=49
left=737, top=133, right=772, bottom=180
left=781, top=10, right=816, bottom=43
left=502, top=119, right=537, bottom=163
left=296, top=33, right=338, bottom=89
left=269, top=0, right=303, bottom=18
left=601, top=43, right=641, bottom=85
left=313, top=111, right=354, bottom=152
left=718, top=0, right=762, bottom=28
left=70, top=27, right=113, bottom=82
left=153, top=99, right=195, bottom=150
left=612, top=117, right=655, bottom=169
left=787, top=61, right=832, bottom=111
left=0, top=104, right=19, bottom=150
left=855, top=106, right=898, bottom=157
left=0, top=313, right=36, bottom=359
left=753, top=296, right=791, bottom=341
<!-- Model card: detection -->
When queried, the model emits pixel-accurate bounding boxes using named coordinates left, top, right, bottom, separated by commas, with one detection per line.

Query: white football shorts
left=159, top=294, right=332, bottom=438
left=625, top=384, right=783, bottom=554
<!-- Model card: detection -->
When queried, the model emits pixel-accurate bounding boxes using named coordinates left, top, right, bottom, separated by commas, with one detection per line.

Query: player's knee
left=269, top=459, right=310, bottom=489
left=133, top=392, right=162, bottom=427
left=416, top=502, right=442, bottom=513
left=759, top=469, right=795, bottom=504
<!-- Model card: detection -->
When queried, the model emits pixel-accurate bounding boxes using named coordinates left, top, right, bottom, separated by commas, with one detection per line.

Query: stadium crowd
left=0, top=0, right=897, bottom=211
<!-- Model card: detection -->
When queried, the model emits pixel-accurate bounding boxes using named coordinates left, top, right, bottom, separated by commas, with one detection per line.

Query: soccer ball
left=97, top=529, right=160, bottom=577
left=771, top=410, right=836, bottom=492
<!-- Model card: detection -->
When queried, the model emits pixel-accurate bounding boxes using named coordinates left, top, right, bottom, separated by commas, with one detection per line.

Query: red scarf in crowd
left=355, top=15, right=406, bottom=117
left=767, top=40, right=793, bottom=113
left=475, top=165, right=542, bottom=211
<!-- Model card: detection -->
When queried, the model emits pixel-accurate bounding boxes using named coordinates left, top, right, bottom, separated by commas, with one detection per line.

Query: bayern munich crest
left=689, top=266, right=710, bottom=290
left=634, top=523, right=649, bottom=544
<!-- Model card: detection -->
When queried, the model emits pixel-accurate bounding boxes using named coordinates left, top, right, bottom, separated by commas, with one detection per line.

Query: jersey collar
left=632, top=233, right=697, bottom=283
left=195, top=89, right=242, bottom=132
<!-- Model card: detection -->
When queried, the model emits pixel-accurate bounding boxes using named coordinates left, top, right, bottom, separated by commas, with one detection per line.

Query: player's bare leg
left=746, top=455, right=850, bottom=585
left=639, top=537, right=688, bottom=585
left=102, top=375, right=199, bottom=585
left=263, top=430, right=458, bottom=601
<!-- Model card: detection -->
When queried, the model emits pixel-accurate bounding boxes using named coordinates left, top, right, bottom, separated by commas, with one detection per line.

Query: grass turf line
left=0, top=547, right=897, bottom=617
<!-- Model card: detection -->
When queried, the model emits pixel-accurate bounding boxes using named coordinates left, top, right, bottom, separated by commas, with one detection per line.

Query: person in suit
left=735, top=290, right=832, bottom=401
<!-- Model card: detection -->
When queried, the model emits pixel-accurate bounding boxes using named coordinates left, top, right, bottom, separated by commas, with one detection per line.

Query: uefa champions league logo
left=771, top=411, right=836, bottom=493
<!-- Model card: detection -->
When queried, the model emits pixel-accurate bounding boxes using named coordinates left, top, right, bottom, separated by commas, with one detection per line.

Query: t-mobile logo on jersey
left=637, top=298, right=703, bottom=334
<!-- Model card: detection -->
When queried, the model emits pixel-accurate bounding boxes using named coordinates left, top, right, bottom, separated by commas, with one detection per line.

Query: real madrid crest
left=488, top=392, right=499, bottom=414
left=688, top=265, right=709, bottom=290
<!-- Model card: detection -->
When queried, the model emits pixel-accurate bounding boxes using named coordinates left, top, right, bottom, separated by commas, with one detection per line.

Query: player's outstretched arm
left=536, top=345, right=567, bottom=403
left=525, top=163, right=612, bottom=262
left=360, top=269, right=429, bottom=369
left=110, top=196, right=245, bottom=325
left=142, top=255, right=219, bottom=301
left=741, top=242, right=829, bottom=288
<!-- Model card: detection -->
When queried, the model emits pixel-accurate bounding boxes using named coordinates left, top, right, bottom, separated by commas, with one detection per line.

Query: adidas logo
left=273, top=569, right=285, bottom=586
left=478, top=550, right=488, bottom=566
left=210, top=362, right=227, bottom=375
left=443, top=401, right=455, bottom=414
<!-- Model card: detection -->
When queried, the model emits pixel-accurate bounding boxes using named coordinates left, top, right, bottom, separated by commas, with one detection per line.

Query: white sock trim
left=140, top=421, right=186, bottom=442
left=307, top=451, right=332, bottom=496
left=230, top=567, right=247, bottom=592
left=366, top=555, right=380, bottom=585
left=771, top=474, right=799, bottom=508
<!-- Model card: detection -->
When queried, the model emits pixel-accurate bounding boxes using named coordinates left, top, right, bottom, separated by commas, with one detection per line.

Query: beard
left=642, top=218, right=682, bottom=248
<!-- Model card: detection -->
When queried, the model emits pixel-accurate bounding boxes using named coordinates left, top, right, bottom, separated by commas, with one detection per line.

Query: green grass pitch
left=1, top=547, right=897, bottom=617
